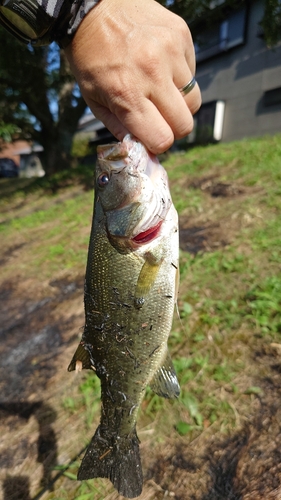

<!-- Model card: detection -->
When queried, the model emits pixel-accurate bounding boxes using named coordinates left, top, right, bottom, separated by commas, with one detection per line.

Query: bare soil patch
left=1, top=174, right=280, bottom=500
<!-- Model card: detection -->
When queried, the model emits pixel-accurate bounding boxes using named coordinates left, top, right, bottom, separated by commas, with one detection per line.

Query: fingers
left=132, top=69, right=201, bottom=153
left=150, top=88, right=193, bottom=145
left=89, top=97, right=175, bottom=154
left=180, top=80, right=202, bottom=116
left=89, top=101, right=130, bottom=142
left=118, top=99, right=176, bottom=154
left=93, top=51, right=201, bottom=153
left=65, top=0, right=202, bottom=154
left=128, top=20, right=201, bottom=152
left=88, top=76, right=201, bottom=155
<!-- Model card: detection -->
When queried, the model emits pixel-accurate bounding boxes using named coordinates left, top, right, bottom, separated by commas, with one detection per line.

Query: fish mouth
left=132, top=221, right=163, bottom=244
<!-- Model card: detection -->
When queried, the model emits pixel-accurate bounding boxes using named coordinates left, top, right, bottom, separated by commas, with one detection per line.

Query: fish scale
left=68, top=134, right=180, bottom=498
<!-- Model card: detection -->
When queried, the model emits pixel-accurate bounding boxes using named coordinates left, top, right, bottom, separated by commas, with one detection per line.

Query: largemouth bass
left=68, top=135, right=180, bottom=498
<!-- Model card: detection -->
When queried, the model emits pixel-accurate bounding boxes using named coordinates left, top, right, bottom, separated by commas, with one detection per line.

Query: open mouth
left=132, top=221, right=163, bottom=244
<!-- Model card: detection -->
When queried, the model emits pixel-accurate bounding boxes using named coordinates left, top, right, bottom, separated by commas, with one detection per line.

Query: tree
left=158, top=0, right=281, bottom=47
left=0, top=121, right=19, bottom=143
left=260, top=0, right=281, bottom=47
left=0, top=28, right=87, bottom=175
left=159, top=0, right=248, bottom=19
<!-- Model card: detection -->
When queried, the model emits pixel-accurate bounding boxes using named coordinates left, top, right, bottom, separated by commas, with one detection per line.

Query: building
left=0, top=140, right=45, bottom=177
left=76, top=112, right=115, bottom=145
left=191, top=0, right=281, bottom=143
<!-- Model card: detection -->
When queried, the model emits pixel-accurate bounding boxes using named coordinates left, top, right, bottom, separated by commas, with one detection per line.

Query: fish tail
left=78, top=425, right=143, bottom=498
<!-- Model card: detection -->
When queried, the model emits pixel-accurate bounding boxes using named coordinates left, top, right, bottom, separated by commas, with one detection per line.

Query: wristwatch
left=0, top=0, right=72, bottom=46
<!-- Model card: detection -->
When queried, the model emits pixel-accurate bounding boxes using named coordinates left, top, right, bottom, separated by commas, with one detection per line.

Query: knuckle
left=176, top=16, right=190, bottom=36
left=151, top=132, right=174, bottom=154
left=185, top=88, right=202, bottom=115
left=172, top=15, right=192, bottom=45
left=174, top=116, right=194, bottom=140
left=108, top=81, right=136, bottom=112
left=138, top=48, right=162, bottom=80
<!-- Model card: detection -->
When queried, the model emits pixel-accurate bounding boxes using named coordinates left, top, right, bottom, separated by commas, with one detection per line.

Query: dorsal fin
left=150, top=351, right=180, bottom=399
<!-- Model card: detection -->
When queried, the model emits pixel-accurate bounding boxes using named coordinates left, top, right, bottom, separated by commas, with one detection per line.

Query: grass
left=147, top=135, right=281, bottom=444
left=1, top=133, right=281, bottom=499
left=0, top=186, right=93, bottom=281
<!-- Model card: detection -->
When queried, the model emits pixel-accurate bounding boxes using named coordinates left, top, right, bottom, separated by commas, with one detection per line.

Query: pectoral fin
left=134, top=259, right=162, bottom=308
left=68, top=342, right=92, bottom=372
left=150, top=351, right=180, bottom=399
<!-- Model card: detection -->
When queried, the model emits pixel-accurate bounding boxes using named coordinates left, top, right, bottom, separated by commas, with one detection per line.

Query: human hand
left=65, top=0, right=201, bottom=154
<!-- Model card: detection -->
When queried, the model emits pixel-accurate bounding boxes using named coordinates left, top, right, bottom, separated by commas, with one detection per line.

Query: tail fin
left=78, top=425, right=143, bottom=498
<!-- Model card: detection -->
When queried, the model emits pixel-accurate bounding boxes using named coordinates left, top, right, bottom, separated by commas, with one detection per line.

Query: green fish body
left=68, top=135, right=180, bottom=498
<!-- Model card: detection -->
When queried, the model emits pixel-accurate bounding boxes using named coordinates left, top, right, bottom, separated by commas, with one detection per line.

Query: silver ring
left=179, top=76, right=196, bottom=95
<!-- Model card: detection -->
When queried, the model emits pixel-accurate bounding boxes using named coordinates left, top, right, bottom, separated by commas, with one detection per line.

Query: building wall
left=195, top=0, right=281, bottom=142
left=0, top=140, right=26, bottom=165
left=0, top=140, right=44, bottom=177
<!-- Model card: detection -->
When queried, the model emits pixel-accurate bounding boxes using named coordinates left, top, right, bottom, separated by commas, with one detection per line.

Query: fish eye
left=98, top=173, right=110, bottom=187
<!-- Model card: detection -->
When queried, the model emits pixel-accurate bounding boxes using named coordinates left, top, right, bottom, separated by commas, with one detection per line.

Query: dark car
left=0, top=158, right=19, bottom=178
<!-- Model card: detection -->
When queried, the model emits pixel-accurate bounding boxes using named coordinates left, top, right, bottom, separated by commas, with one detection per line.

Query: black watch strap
left=52, top=0, right=74, bottom=48
left=0, top=0, right=74, bottom=47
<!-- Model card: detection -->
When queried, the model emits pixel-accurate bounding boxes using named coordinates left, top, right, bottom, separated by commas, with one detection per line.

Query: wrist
left=60, top=0, right=101, bottom=47
left=0, top=0, right=100, bottom=47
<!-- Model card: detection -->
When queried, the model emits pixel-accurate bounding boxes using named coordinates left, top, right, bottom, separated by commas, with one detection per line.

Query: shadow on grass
left=1, top=402, right=57, bottom=499
left=146, top=375, right=281, bottom=500
left=0, top=163, right=95, bottom=201
left=3, top=476, right=32, bottom=500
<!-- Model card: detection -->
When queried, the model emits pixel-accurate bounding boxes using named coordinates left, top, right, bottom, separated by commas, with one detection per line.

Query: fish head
left=96, top=135, right=147, bottom=212
left=96, top=135, right=173, bottom=251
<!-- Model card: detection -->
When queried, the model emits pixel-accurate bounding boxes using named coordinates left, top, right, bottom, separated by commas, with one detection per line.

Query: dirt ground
left=1, top=176, right=281, bottom=500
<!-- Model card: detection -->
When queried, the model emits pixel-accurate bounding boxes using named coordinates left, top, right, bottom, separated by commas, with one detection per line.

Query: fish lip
left=131, top=221, right=163, bottom=245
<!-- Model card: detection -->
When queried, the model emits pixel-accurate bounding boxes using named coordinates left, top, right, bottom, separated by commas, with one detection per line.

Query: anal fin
left=68, top=342, right=92, bottom=372
left=150, top=351, right=180, bottom=399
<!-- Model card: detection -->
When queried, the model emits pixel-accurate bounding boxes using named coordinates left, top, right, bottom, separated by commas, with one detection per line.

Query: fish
left=68, top=134, right=180, bottom=498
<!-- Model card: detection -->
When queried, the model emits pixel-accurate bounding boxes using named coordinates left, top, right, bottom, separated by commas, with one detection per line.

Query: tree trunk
left=40, top=126, right=74, bottom=176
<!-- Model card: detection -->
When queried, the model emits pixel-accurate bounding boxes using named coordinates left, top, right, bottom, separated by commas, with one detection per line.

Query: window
left=194, top=6, right=247, bottom=62
left=263, top=87, right=281, bottom=107
left=188, top=101, right=225, bottom=144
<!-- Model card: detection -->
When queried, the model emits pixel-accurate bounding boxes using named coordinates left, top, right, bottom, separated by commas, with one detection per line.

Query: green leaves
left=0, top=121, right=19, bottom=142
left=176, top=421, right=194, bottom=436
left=0, top=26, right=86, bottom=175
left=260, top=0, right=281, bottom=47
left=181, top=391, right=203, bottom=427
left=158, top=0, right=281, bottom=46
left=244, top=277, right=281, bottom=334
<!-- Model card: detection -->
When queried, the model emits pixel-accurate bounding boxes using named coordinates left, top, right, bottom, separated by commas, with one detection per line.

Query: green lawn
left=1, top=133, right=281, bottom=499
